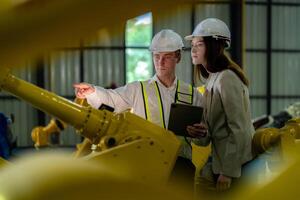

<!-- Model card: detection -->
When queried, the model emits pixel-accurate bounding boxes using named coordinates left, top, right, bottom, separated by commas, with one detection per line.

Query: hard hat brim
left=184, top=35, right=194, bottom=41
left=184, top=34, right=207, bottom=40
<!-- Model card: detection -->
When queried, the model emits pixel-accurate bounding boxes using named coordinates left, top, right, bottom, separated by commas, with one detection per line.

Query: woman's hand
left=73, top=83, right=95, bottom=99
left=186, top=122, right=208, bottom=138
left=216, top=174, right=232, bottom=191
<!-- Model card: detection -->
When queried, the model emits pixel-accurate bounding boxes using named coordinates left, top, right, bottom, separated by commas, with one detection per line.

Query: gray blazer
left=194, top=69, right=254, bottom=178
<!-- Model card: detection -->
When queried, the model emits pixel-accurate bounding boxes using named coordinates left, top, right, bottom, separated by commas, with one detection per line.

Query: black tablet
left=168, top=103, right=203, bottom=136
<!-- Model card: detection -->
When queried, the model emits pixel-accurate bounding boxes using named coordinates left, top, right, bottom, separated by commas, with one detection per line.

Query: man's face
left=153, top=52, right=178, bottom=77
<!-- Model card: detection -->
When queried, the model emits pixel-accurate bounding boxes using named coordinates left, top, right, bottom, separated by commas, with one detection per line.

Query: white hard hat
left=149, top=29, right=184, bottom=53
left=185, top=18, right=231, bottom=48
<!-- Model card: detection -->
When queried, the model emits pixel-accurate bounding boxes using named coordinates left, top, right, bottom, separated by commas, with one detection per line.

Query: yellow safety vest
left=140, top=80, right=193, bottom=129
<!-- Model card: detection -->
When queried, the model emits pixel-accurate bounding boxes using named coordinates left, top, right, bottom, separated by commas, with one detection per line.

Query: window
left=125, top=12, right=153, bottom=83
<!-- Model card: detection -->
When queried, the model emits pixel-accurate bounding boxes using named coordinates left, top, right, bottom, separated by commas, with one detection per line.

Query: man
left=74, top=29, right=202, bottom=191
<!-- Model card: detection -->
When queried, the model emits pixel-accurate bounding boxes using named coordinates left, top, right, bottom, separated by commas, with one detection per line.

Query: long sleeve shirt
left=86, top=74, right=202, bottom=127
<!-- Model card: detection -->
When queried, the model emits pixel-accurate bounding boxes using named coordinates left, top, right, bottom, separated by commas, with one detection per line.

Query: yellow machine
left=31, top=118, right=67, bottom=148
left=0, top=67, right=182, bottom=184
left=0, top=67, right=211, bottom=199
left=31, top=98, right=87, bottom=148
left=252, top=118, right=300, bottom=158
left=251, top=118, right=300, bottom=177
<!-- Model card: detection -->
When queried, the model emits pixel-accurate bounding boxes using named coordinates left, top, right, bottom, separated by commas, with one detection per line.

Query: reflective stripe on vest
left=175, top=80, right=193, bottom=105
left=140, top=80, right=193, bottom=129
left=140, top=81, right=166, bottom=128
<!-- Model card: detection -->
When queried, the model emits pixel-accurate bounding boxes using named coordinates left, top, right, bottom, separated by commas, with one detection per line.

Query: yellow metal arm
left=0, top=68, right=109, bottom=143
left=252, top=128, right=280, bottom=155
left=31, top=98, right=88, bottom=148
left=252, top=118, right=300, bottom=160
left=31, top=118, right=65, bottom=148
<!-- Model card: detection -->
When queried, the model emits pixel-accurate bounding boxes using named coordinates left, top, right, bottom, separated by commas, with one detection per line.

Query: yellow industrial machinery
left=0, top=67, right=211, bottom=199
left=31, top=118, right=67, bottom=148
left=31, top=98, right=87, bottom=148
left=252, top=118, right=300, bottom=159
left=0, top=67, right=182, bottom=186
left=250, top=118, right=300, bottom=180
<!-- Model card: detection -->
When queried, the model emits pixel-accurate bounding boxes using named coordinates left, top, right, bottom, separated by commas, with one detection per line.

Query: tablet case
left=168, top=103, right=203, bottom=136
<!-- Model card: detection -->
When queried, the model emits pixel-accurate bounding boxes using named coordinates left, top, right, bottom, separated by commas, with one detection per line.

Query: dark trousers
left=168, top=156, right=195, bottom=197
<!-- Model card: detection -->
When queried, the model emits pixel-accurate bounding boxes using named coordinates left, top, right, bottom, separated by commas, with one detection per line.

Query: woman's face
left=191, top=37, right=206, bottom=66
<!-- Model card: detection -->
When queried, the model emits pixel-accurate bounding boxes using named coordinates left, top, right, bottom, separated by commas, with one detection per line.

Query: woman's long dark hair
left=194, top=64, right=209, bottom=85
left=194, top=36, right=249, bottom=86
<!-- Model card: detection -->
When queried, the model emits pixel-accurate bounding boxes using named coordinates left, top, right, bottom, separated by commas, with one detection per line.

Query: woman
left=185, top=18, right=254, bottom=195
